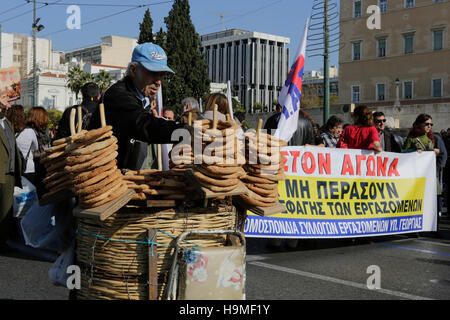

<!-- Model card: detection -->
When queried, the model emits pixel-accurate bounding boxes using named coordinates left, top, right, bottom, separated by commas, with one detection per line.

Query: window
left=352, top=85, right=361, bottom=103
left=353, top=1, right=362, bottom=18
left=432, top=79, right=443, bottom=97
left=404, top=34, right=414, bottom=54
left=433, top=30, right=443, bottom=50
left=376, top=83, right=386, bottom=101
left=352, top=42, right=362, bottom=60
left=405, top=0, right=414, bottom=8
left=379, top=0, right=387, bottom=13
left=403, top=81, right=413, bottom=99
left=377, top=38, right=386, bottom=57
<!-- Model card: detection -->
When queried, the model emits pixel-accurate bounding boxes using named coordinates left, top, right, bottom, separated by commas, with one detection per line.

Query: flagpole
left=323, top=0, right=330, bottom=124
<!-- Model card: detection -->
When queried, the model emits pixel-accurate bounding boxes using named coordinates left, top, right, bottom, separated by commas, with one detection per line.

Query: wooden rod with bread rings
left=99, top=103, right=106, bottom=127
left=69, top=108, right=76, bottom=136
left=77, top=105, right=82, bottom=133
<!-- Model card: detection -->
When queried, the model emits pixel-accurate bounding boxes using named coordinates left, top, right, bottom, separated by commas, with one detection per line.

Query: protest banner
left=244, top=146, right=437, bottom=238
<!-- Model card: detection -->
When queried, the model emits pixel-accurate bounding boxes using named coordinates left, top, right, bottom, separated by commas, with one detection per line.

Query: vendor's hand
left=0, top=95, right=11, bottom=112
left=150, top=100, right=160, bottom=118
left=434, top=148, right=440, bottom=156
left=417, top=149, right=423, bottom=154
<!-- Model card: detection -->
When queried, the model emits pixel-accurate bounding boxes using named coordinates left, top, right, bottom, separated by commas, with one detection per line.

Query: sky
left=0, top=0, right=339, bottom=71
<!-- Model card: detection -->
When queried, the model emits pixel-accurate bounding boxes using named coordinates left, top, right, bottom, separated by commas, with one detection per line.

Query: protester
left=180, top=108, right=201, bottom=124
left=27, top=107, right=52, bottom=198
left=373, top=111, right=401, bottom=152
left=6, top=105, right=38, bottom=185
left=337, top=105, right=382, bottom=153
left=434, top=132, right=447, bottom=222
left=321, top=115, right=343, bottom=148
left=163, top=109, right=175, bottom=121
left=202, top=93, right=230, bottom=120
left=88, top=42, right=182, bottom=170
left=264, top=103, right=282, bottom=133
left=402, top=114, right=439, bottom=155
left=289, top=110, right=316, bottom=146
left=181, top=97, right=199, bottom=113
left=0, top=97, right=22, bottom=253
left=55, top=82, right=100, bottom=140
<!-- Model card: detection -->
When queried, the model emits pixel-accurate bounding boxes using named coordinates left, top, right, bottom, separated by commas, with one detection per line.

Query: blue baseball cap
left=132, top=42, right=174, bottom=73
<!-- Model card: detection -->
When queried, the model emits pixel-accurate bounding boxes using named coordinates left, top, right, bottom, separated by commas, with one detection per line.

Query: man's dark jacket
left=54, top=100, right=99, bottom=140
left=88, top=76, right=181, bottom=169
left=288, top=115, right=315, bottom=146
left=382, top=128, right=402, bottom=153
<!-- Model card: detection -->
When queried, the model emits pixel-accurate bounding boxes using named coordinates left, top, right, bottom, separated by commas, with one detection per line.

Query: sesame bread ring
left=193, top=170, right=239, bottom=187
left=80, top=179, right=125, bottom=204
left=40, top=150, right=67, bottom=164
left=197, top=179, right=239, bottom=193
left=65, top=151, right=118, bottom=174
left=132, top=192, right=147, bottom=201
left=239, top=193, right=277, bottom=207
left=43, top=170, right=66, bottom=185
left=52, top=130, right=87, bottom=146
left=72, top=160, right=117, bottom=184
left=66, top=143, right=118, bottom=166
left=44, top=157, right=67, bottom=172
left=251, top=182, right=279, bottom=191
left=80, top=182, right=128, bottom=209
left=241, top=174, right=275, bottom=185
left=246, top=183, right=279, bottom=197
left=195, top=165, right=245, bottom=180
left=45, top=143, right=67, bottom=154
left=198, top=164, right=241, bottom=175
left=45, top=174, right=72, bottom=190
left=75, top=167, right=117, bottom=189
left=248, top=171, right=286, bottom=182
left=73, top=125, right=112, bottom=144
left=69, top=136, right=117, bottom=156
left=76, top=169, right=122, bottom=196
left=65, top=130, right=114, bottom=154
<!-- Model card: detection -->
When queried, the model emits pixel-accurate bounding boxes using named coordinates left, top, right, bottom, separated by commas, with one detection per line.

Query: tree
left=47, top=109, right=63, bottom=130
left=66, top=65, right=84, bottom=100
left=155, top=27, right=166, bottom=50
left=162, top=0, right=210, bottom=112
left=138, top=9, right=154, bottom=44
left=95, top=70, right=113, bottom=92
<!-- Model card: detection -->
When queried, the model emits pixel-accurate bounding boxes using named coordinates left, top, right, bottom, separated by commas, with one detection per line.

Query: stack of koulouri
left=123, top=169, right=191, bottom=201
left=40, top=108, right=87, bottom=200
left=239, top=120, right=287, bottom=207
left=169, top=111, right=194, bottom=172
left=189, top=106, right=246, bottom=193
left=65, top=104, right=128, bottom=209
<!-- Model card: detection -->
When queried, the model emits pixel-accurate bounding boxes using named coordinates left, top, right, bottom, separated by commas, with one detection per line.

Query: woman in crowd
left=204, top=93, right=230, bottom=116
left=403, top=114, right=439, bottom=155
left=336, top=105, right=382, bottom=153
left=27, top=107, right=52, bottom=198
left=321, top=115, right=343, bottom=148
left=403, top=114, right=443, bottom=229
left=6, top=105, right=39, bottom=185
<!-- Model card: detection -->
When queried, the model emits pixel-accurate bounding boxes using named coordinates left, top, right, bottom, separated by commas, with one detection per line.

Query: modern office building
left=64, top=35, right=138, bottom=68
left=200, top=29, right=290, bottom=112
left=339, top=0, right=450, bottom=106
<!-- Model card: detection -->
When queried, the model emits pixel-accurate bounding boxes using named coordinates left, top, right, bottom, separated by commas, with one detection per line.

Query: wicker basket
left=75, top=203, right=241, bottom=300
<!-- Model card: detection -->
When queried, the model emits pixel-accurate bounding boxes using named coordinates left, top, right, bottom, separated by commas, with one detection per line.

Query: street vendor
left=88, top=42, right=182, bottom=169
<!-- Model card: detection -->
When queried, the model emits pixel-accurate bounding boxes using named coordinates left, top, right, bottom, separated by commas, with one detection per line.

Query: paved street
left=1, top=217, right=449, bottom=300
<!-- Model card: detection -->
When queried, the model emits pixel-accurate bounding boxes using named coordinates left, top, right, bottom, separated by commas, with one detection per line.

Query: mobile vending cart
left=40, top=106, right=286, bottom=300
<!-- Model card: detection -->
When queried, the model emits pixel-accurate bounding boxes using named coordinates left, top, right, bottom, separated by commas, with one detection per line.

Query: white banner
left=244, top=147, right=437, bottom=238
